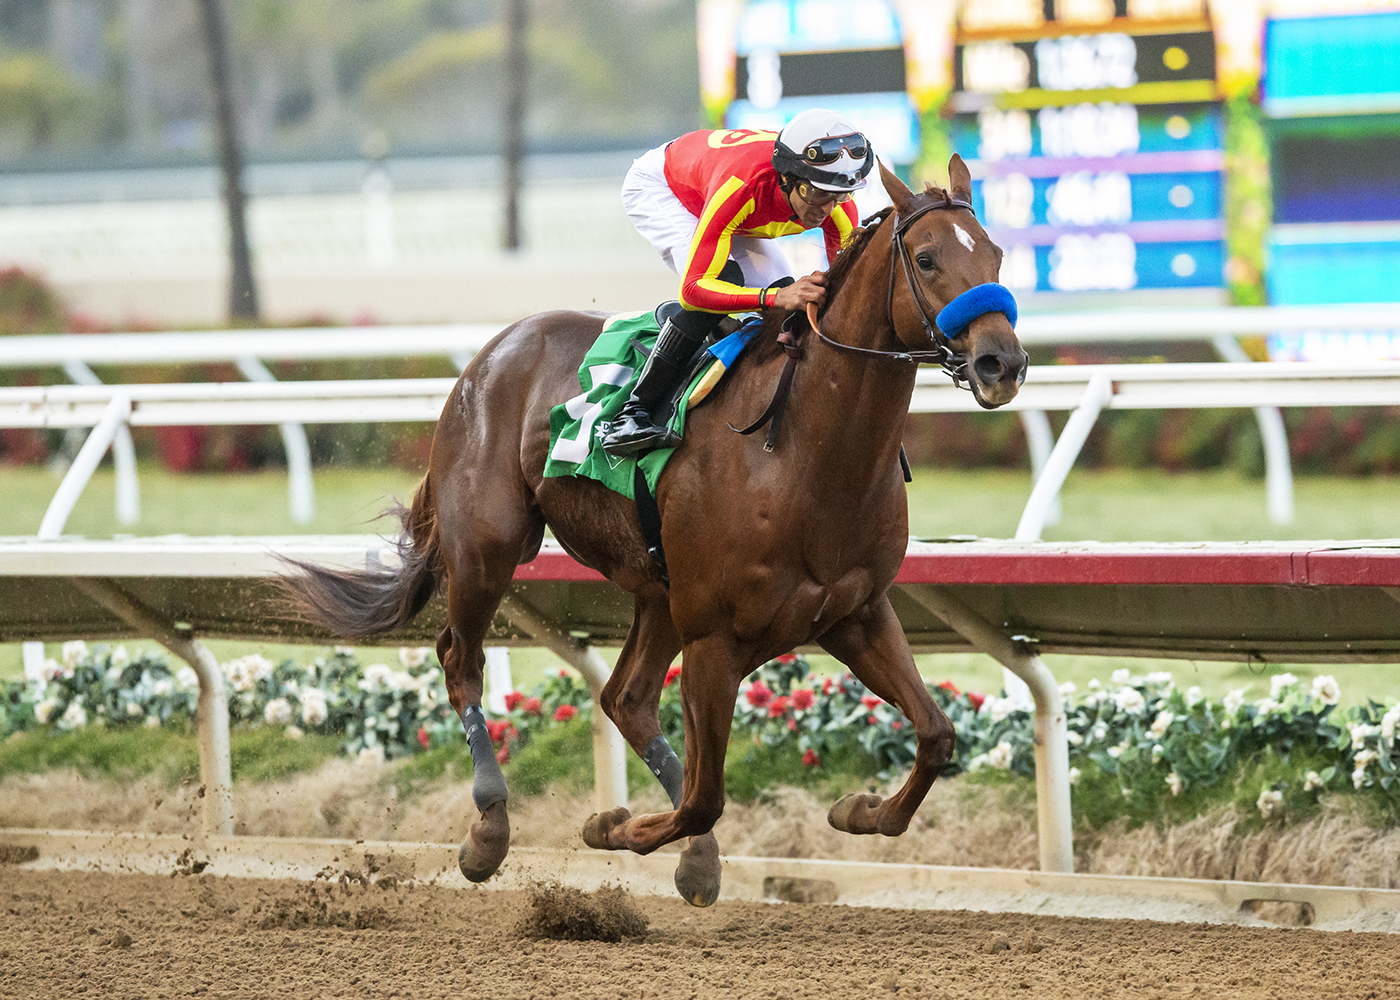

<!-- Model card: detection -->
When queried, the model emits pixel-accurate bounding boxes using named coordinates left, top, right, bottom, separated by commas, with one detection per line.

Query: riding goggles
left=802, top=133, right=869, bottom=165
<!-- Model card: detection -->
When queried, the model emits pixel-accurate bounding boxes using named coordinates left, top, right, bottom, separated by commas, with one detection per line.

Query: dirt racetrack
left=3, top=868, right=1399, bottom=999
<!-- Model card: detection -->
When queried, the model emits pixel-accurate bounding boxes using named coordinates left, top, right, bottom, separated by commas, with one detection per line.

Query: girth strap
left=633, top=463, right=669, bottom=587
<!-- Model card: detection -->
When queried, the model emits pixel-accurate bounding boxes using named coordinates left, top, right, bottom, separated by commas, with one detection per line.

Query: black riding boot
left=599, top=312, right=714, bottom=456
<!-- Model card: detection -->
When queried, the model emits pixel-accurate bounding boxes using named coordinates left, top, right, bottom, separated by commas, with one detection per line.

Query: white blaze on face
left=953, top=223, right=977, bottom=253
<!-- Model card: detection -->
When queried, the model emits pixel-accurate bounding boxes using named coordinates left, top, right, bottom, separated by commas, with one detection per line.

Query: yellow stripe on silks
left=687, top=359, right=726, bottom=407
left=683, top=175, right=756, bottom=309
left=747, top=220, right=806, bottom=239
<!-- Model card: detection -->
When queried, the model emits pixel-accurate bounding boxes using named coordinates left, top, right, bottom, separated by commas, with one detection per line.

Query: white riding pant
left=621, top=143, right=793, bottom=290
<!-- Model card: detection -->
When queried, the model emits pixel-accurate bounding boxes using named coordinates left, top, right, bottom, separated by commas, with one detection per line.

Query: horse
left=279, top=157, right=1027, bottom=906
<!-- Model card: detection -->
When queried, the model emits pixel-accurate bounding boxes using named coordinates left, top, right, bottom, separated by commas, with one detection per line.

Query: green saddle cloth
left=541, top=310, right=694, bottom=501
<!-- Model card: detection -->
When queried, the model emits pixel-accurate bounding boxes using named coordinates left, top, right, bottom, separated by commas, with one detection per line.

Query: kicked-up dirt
left=2, top=867, right=1399, bottom=999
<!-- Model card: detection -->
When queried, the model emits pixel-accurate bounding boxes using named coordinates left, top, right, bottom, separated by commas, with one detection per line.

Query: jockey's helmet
left=772, top=109, right=874, bottom=194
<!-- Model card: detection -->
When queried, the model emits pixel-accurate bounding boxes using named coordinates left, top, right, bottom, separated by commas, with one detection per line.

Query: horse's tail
left=276, top=476, right=444, bottom=638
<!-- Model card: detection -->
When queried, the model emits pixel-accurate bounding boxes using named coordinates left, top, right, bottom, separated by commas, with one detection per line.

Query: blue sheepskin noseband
left=935, top=282, right=1018, bottom=339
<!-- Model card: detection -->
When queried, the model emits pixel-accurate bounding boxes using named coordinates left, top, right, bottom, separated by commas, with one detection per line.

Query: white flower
left=1092, top=724, right=1107, bottom=743
left=357, top=744, right=386, bottom=766
left=59, top=701, right=87, bottom=730
left=1223, top=689, right=1247, bottom=715
left=1166, top=772, right=1183, bottom=796
left=43, top=658, right=64, bottom=681
left=152, top=678, right=174, bottom=698
left=1068, top=766, right=1081, bottom=786
left=104, top=665, right=123, bottom=685
left=1087, top=679, right=1101, bottom=690
left=23, top=656, right=49, bottom=686
left=1151, top=744, right=1164, bottom=764
left=388, top=670, right=416, bottom=693
left=1110, top=669, right=1131, bottom=685
left=61, top=640, right=88, bottom=668
left=1121, top=787, right=1132, bottom=798
left=110, top=645, right=130, bottom=667
left=1185, top=686, right=1204, bottom=707
left=1058, top=681, right=1077, bottom=698
left=263, top=698, right=293, bottom=727
left=224, top=654, right=274, bottom=693
left=362, top=663, right=393, bottom=690
left=1311, top=675, right=1341, bottom=706
left=986, top=741, right=1014, bottom=770
left=398, top=647, right=430, bottom=669
left=1106, top=746, right=1122, bottom=758
left=966, top=753, right=989, bottom=773
left=1145, top=671, right=1174, bottom=687
left=1254, top=697, right=1281, bottom=717
left=1066, top=730, right=1083, bottom=746
left=143, top=715, right=160, bottom=728
left=1303, top=770, right=1324, bottom=792
left=125, top=702, right=143, bottom=717
left=1348, top=722, right=1381, bottom=746
left=284, top=725, right=304, bottom=740
left=1269, top=673, right=1300, bottom=698
left=1353, top=768, right=1368, bottom=790
left=990, top=697, right=1017, bottom=723
left=34, top=698, right=58, bottom=725
left=300, top=689, right=328, bottom=727
left=333, top=646, right=355, bottom=656
left=1354, top=748, right=1380, bottom=770
left=385, top=704, right=401, bottom=719
left=1149, top=710, right=1174, bottom=739
left=1257, top=787, right=1283, bottom=818
left=1113, top=687, right=1146, bottom=715
left=1382, top=707, right=1400, bottom=741
left=175, top=666, right=199, bottom=691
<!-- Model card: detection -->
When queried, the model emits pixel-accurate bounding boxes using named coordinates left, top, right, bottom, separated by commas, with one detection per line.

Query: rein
left=730, top=190, right=1010, bottom=450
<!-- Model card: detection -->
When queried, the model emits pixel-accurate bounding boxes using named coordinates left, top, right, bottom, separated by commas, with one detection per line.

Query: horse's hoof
left=828, top=792, right=884, bottom=835
left=674, top=833, right=721, bottom=908
left=581, top=806, right=632, bottom=851
left=459, top=800, right=510, bottom=882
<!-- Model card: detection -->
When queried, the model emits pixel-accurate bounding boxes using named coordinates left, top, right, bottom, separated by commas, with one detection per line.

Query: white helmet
left=772, top=109, right=873, bottom=192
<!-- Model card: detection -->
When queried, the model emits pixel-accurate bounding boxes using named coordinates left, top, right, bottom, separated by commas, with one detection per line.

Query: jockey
left=598, top=108, right=873, bottom=455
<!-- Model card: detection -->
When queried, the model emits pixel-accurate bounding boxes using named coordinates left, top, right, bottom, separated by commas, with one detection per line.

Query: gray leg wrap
left=462, top=704, right=508, bottom=813
left=642, top=734, right=685, bottom=809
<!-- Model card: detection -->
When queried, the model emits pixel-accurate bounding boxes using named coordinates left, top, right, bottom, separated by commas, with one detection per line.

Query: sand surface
left=3, top=867, right=1399, bottom=1000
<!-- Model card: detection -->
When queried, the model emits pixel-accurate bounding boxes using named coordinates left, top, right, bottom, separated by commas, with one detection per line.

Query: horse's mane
left=739, top=186, right=950, bottom=368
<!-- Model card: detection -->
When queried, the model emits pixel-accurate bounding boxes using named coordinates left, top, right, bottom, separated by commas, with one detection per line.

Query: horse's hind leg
left=437, top=496, right=543, bottom=882
left=583, top=588, right=722, bottom=906
left=818, top=594, right=955, bottom=837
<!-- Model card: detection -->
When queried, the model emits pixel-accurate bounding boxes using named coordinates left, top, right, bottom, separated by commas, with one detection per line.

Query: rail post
left=39, top=394, right=131, bottom=540
left=1210, top=334, right=1294, bottom=525
left=905, top=585, right=1074, bottom=873
left=1014, top=372, right=1113, bottom=542
left=62, top=360, right=140, bottom=526
left=496, top=593, right=629, bottom=813
left=235, top=357, right=316, bottom=524
left=1018, top=410, right=1061, bottom=527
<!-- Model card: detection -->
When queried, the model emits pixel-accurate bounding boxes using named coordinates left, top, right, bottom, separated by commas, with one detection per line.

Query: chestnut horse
left=280, top=159, right=1026, bottom=906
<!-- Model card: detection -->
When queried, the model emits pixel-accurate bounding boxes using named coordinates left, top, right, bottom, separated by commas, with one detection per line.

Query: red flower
left=417, top=726, right=430, bottom=749
left=938, top=679, right=961, bottom=697
left=485, top=719, right=510, bottom=742
left=522, top=697, right=542, bottom=716
left=745, top=680, right=774, bottom=710
left=786, top=717, right=797, bottom=731
left=553, top=704, right=578, bottom=722
left=503, top=691, right=525, bottom=711
left=767, top=695, right=791, bottom=717
left=775, top=653, right=798, bottom=665
left=790, top=688, right=814, bottom=711
left=892, top=720, right=903, bottom=730
left=967, top=691, right=986, bottom=711
left=861, top=695, right=882, bottom=710
left=802, top=748, right=820, bottom=767
left=664, top=664, right=682, bottom=687
left=495, top=744, right=510, bottom=764
left=868, top=714, right=878, bottom=725
left=821, top=677, right=834, bottom=695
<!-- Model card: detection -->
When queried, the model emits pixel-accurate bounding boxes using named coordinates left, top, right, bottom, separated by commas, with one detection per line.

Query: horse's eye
left=916, top=253, right=935, bottom=271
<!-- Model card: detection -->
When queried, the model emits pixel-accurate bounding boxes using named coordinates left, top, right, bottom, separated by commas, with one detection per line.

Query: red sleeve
left=822, top=201, right=860, bottom=265
left=678, top=175, right=767, bottom=313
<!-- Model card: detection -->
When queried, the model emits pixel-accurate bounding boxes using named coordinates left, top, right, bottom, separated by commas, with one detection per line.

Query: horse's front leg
left=818, top=592, right=955, bottom=836
left=581, top=589, right=723, bottom=906
left=583, top=633, right=743, bottom=898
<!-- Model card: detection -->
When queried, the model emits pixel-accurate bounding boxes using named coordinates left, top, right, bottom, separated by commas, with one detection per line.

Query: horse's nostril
left=973, top=354, right=1007, bottom=384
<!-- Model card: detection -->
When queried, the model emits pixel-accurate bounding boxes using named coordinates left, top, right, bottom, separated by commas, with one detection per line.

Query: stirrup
left=599, top=406, right=682, bottom=456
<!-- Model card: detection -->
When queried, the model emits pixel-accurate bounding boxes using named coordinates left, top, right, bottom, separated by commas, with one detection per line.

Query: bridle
left=807, top=191, right=979, bottom=389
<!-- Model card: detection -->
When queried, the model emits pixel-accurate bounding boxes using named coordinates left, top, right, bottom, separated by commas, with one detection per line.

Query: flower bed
left=5, top=643, right=1399, bottom=824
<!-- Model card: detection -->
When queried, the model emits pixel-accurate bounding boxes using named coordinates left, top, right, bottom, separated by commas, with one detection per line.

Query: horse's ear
left=948, top=153, right=973, bottom=203
left=878, top=159, right=916, bottom=214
